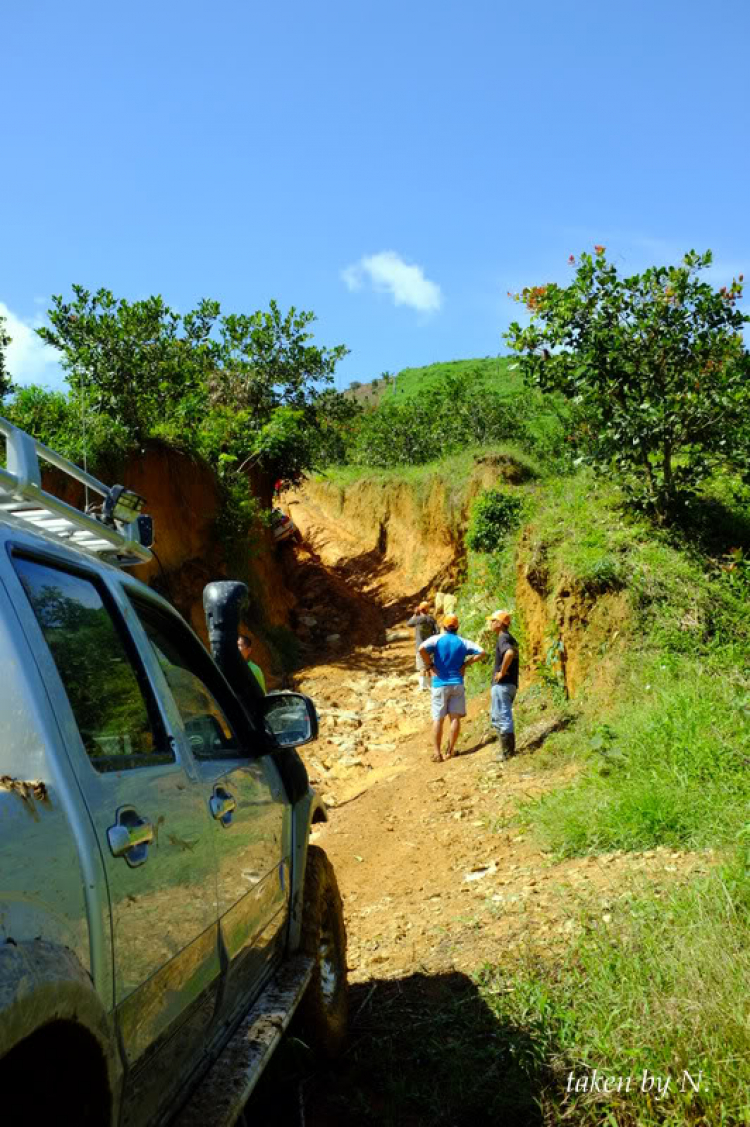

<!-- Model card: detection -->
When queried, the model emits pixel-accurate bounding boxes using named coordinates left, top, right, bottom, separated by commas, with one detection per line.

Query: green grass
left=317, top=446, right=488, bottom=487
left=479, top=850, right=750, bottom=1125
left=318, top=443, right=540, bottom=488
left=498, top=467, right=750, bottom=855
left=382, top=356, right=523, bottom=401
left=471, top=466, right=750, bottom=1124
left=519, top=658, right=750, bottom=855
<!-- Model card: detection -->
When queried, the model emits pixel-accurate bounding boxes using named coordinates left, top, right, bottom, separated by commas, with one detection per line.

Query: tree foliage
left=31, top=286, right=352, bottom=493
left=37, top=288, right=221, bottom=440
left=466, top=488, right=524, bottom=552
left=344, top=371, right=540, bottom=467
left=505, top=248, right=750, bottom=520
left=0, top=311, right=14, bottom=399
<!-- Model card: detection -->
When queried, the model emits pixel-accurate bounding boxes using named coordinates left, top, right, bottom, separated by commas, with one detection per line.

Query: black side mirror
left=262, top=691, right=318, bottom=749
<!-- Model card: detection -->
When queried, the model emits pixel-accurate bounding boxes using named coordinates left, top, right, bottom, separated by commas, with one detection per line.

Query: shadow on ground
left=244, top=970, right=548, bottom=1127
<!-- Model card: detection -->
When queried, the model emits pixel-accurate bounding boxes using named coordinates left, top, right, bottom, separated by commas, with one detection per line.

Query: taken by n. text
left=566, top=1069, right=703, bottom=1100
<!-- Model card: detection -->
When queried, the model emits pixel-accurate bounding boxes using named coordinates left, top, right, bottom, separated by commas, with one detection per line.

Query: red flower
left=568, top=255, right=575, bottom=264
left=594, top=245, right=606, bottom=255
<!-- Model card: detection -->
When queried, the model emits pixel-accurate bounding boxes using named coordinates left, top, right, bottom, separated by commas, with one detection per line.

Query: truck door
left=11, top=555, right=222, bottom=1127
left=126, top=596, right=291, bottom=1028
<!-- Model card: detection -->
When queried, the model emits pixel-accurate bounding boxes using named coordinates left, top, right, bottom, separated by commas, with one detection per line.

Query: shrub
left=347, top=371, right=536, bottom=468
left=466, top=488, right=524, bottom=553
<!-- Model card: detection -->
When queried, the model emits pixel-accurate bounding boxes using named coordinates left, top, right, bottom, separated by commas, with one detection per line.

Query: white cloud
left=0, top=302, right=63, bottom=388
left=342, top=251, right=443, bottom=314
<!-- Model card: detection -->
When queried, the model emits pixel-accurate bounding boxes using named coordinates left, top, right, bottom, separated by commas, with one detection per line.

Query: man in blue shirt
left=419, top=614, right=486, bottom=762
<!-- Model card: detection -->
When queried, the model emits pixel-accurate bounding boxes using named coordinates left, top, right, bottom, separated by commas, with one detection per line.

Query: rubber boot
left=506, top=731, right=516, bottom=758
left=497, top=732, right=513, bottom=762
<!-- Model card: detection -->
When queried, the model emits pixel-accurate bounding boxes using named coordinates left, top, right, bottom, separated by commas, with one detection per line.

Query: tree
left=35, top=286, right=352, bottom=495
left=0, top=311, right=14, bottom=399
left=505, top=248, right=750, bottom=519
left=209, top=300, right=349, bottom=424
left=37, top=287, right=222, bottom=441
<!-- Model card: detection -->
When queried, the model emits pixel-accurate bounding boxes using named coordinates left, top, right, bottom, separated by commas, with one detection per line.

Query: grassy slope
left=321, top=361, right=750, bottom=1125
left=385, top=356, right=522, bottom=399
left=345, top=356, right=523, bottom=408
left=495, top=474, right=750, bottom=1125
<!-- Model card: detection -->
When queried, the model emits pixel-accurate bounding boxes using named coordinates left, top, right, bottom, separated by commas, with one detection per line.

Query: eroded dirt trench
left=279, top=495, right=712, bottom=988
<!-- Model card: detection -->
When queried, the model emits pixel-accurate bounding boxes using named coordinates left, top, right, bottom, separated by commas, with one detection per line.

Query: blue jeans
left=491, top=683, right=517, bottom=735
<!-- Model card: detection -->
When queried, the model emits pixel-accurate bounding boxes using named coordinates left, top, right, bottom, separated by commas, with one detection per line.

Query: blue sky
left=3, top=0, right=749, bottom=392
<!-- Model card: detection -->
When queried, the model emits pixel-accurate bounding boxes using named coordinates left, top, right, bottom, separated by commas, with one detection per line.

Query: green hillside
left=346, top=356, right=523, bottom=406
left=385, top=356, right=522, bottom=399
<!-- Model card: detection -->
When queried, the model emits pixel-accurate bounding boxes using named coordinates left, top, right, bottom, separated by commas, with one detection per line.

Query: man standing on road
left=406, top=600, right=439, bottom=690
left=419, top=614, right=485, bottom=762
left=488, top=610, right=519, bottom=760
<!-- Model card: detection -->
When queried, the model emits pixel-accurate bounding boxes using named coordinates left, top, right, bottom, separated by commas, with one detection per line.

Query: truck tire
left=0, top=1020, right=111, bottom=1125
left=297, top=845, right=348, bottom=1059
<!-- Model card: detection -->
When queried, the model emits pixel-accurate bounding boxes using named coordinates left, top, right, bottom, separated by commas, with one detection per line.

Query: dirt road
left=283, top=491, right=709, bottom=981
left=248, top=494, right=714, bottom=1124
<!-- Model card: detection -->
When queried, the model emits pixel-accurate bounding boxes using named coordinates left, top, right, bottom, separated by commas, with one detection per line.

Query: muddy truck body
left=0, top=417, right=347, bottom=1126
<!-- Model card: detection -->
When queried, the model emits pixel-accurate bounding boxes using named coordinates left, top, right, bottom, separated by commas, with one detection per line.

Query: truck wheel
left=297, top=845, right=348, bottom=1058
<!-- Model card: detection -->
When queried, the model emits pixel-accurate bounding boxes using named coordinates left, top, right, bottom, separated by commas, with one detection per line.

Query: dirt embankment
left=44, top=444, right=297, bottom=682
left=291, top=456, right=529, bottom=595
left=293, top=462, right=628, bottom=702
left=516, top=530, right=631, bottom=698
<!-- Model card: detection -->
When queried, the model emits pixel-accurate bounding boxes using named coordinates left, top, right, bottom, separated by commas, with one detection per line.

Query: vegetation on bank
left=1, top=289, right=359, bottom=526
left=334, top=358, right=570, bottom=471
left=0, top=293, right=353, bottom=669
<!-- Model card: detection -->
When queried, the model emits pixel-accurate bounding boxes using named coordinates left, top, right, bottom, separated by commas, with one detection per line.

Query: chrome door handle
left=107, top=806, right=154, bottom=867
left=210, top=786, right=236, bottom=827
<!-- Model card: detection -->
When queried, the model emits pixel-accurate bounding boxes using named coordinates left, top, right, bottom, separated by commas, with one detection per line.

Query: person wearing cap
left=419, top=615, right=486, bottom=761
left=406, top=600, right=439, bottom=690
left=488, top=610, right=519, bottom=759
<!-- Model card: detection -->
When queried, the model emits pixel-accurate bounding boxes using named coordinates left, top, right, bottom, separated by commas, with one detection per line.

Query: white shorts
left=431, top=684, right=466, bottom=721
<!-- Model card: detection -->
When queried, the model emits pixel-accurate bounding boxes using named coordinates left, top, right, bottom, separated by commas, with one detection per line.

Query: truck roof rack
left=0, top=416, right=152, bottom=567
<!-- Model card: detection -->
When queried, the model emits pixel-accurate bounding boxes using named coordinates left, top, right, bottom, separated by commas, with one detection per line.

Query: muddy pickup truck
left=0, top=418, right=347, bottom=1126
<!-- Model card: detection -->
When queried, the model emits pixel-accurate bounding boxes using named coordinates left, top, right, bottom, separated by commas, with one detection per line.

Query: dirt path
left=296, top=645, right=710, bottom=984
left=249, top=495, right=715, bottom=1124
left=283, top=493, right=712, bottom=985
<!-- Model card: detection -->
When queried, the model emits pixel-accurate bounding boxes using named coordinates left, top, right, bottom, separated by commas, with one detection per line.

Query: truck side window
left=14, top=557, right=173, bottom=772
left=130, top=598, right=251, bottom=760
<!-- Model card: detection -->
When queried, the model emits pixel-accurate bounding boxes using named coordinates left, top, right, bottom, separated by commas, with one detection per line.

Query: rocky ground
left=294, top=638, right=712, bottom=986
left=243, top=498, right=716, bottom=1125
